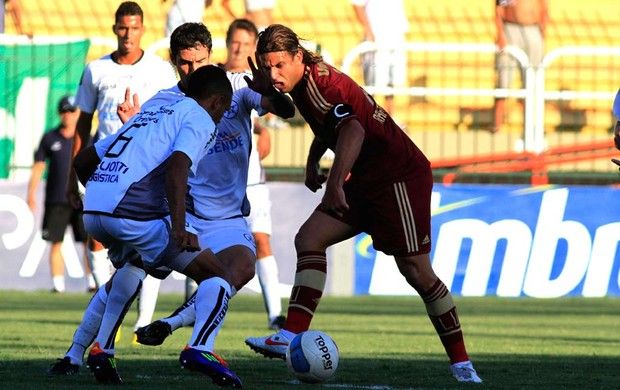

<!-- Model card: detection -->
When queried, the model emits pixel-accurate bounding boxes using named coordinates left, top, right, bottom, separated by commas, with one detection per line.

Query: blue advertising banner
left=355, top=184, right=620, bottom=297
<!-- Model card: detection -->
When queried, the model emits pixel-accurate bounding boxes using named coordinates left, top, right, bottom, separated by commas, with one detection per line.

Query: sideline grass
left=0, top=291, right=618, bottom=389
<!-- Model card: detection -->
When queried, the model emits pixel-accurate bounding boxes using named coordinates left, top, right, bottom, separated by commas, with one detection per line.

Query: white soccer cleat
left=244, top=332, right=290, bottom=360
left=450, top=361, right=483, bottom=383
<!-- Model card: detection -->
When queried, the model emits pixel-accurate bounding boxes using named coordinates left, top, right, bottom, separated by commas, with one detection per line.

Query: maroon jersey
left=289, top=62, right=430, bottom=187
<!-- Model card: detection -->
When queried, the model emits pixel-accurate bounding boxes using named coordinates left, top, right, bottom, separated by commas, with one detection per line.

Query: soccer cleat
left=450, top=360, right=483, bottom=383
left=268, top=315, right=286, bottom=331
left=86, top=342, right=122, bottom=384
left=135, top=320, right=172, bottom=346
left=179, top=346, right=242, bottom=388
left=244, top=332, right=290, bottom=360
left=47, top=357, right=80, bottom=376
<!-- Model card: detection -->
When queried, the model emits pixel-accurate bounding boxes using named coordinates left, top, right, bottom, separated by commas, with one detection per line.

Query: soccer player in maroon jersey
left=244, top=24, right=482, bottom=383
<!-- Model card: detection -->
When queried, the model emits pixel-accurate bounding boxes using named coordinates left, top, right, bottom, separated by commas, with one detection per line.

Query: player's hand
left=244, top=56, right=277, bottom=96
left=66, top=190, right=83, bottom=211
left=171, top=229, right=200, bottom=252
left=319, top=183, right=349, bottom=217
left=117, top=87, right=140, bottom=124
left=66, top=175, right=83, bottom=210
left=305, top=163, right=328, bottom=192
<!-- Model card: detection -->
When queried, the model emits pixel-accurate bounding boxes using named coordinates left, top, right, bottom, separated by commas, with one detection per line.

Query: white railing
left=534, top=46, right=620, bottom=151
left=342, top=42, right=620, bottom=153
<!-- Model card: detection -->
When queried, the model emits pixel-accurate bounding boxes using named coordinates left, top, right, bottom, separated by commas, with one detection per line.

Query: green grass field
left=0, top=291, right=618, bottom=389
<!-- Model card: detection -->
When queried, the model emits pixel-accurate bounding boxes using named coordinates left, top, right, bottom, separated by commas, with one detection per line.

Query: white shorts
left=187, top=214, right=256, bottom=255
left=83, top=214, right=198, bottom=274
left=245, top=184, right=273, bottom=235
left=245, top=0, right=275, bottom=12
left=363, top=47, right=407, bottom=89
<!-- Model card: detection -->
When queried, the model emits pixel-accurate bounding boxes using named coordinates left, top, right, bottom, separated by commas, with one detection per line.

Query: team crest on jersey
left=224, top=101, right=239, bottom=119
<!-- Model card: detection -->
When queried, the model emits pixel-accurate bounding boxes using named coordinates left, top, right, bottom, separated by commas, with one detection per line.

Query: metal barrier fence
left=2, top=36, right=618, bottom=179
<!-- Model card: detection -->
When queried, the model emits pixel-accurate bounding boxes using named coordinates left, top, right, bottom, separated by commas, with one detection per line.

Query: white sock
left=66, top=287, right=108, bottom=365
left=134, top=275, right=161, bottom=330
left=95, top=264, right=145, bottom=353
left=90, top=249, right=112, bottom=287
left=52, top=275, right=65, bottom=292
left=163, top=292, right=197, bottom=331
left=188, top=277, right=231, bottom=352
left=86, top=274, right=97, bottom=290
left=257, top=256, right=282, bottom=319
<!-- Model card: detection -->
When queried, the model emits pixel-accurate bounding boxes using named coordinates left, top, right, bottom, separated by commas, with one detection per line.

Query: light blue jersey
left=83, top=97, right=217, bottom=220
left=140, top=72, right=266, bottom=220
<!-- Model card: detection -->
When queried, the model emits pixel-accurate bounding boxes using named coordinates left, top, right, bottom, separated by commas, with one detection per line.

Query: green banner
left=0, top=38, right=90, bottom=178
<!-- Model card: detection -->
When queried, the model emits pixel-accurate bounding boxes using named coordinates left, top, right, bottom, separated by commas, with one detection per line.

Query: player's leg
left=247, top=184, right=285, bottom=329
left=254, top=232, right=285, bottom=329
left=43, top=204, right=71, bottom=293
left=48, top=285, right=109, bottom=375
left=81, top=215, right=150, bottom=384
left=245, top=209, right=357, bottom=359
left=137, top=217, right=255, bottom=347
left=133, top=274, right=161, bottom=338
left=174, top=249, right=242, bottom=387
left=394, top=253, right=480, bottom=383
left=88, top=238, right=112, bottom=288
left=372, top=170, right=481, bottom=383
left=92, top=262, right=145, bottom=354
left=71, top=208, right=96, bottom=292
left=49, top=242, right=65, bottom=293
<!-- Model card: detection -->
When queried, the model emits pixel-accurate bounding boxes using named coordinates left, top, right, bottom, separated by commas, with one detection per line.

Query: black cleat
left=86, top=342, right=122, bottom=384
left=135, top=320, right=172, bottom=346
left=47, top=357, right=80, bottom=376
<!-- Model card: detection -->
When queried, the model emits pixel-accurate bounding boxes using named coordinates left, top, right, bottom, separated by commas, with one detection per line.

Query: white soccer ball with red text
left=285, top=330, right=339, bottom=383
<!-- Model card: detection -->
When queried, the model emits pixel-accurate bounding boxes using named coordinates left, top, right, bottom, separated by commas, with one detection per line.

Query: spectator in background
left=352, top=0, right=409, bottom=117
left=163, top=0, right=213, bottom=37
left=493, top=0, right=548, bottom=133
left=27, top=96, right=95, bottom=293
left=3, top=0, right=30, bottom=36
left=67, top=0, right=177, bottom=340
left=221, top=0, right=275, bottom=31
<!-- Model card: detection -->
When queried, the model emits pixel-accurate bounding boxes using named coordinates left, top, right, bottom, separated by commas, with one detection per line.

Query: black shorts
left=42, top=204, right=87, bottom=243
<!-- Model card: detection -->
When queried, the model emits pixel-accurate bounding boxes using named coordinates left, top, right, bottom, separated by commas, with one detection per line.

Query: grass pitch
left=0, top=291, right=618, bottom=389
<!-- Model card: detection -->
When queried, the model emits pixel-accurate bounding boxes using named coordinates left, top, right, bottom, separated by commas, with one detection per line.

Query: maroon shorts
left=328, top=168, right=433, bottom=256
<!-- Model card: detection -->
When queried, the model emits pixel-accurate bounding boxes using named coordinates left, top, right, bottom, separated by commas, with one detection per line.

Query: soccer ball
left=285, top=330, right=339, bottom=383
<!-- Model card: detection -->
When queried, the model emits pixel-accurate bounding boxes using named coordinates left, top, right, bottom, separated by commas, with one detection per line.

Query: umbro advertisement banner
left=0, top=182, right=619, bottom=297
left=0, top=36, right=90, bottom=178
left=355, top=184, right=620, bottom=297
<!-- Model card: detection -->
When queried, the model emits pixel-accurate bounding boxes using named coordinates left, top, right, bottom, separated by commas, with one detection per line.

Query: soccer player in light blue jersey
left=48, top=22, right=294, bottom=388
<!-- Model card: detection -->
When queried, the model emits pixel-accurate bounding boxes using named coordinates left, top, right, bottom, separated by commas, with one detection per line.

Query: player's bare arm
left=322, top=119, right=365, bottom=215
left=305, top=137, right=328, bottom=192
left=73, top=146, right=101, bottom=186
left=166, top=151, right=199, bottom=251
left=65, top=111, right=94, bottom=208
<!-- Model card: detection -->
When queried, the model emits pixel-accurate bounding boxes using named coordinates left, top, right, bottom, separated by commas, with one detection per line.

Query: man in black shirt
left=27, top=96, right=94, bottom=293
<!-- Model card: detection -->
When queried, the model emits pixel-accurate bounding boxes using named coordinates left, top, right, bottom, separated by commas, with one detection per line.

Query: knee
left=396, top=254, right=437, bottom=292
left=294, top=227, right=319, bottom=252
left=231, top=260, right=255, bottom=290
